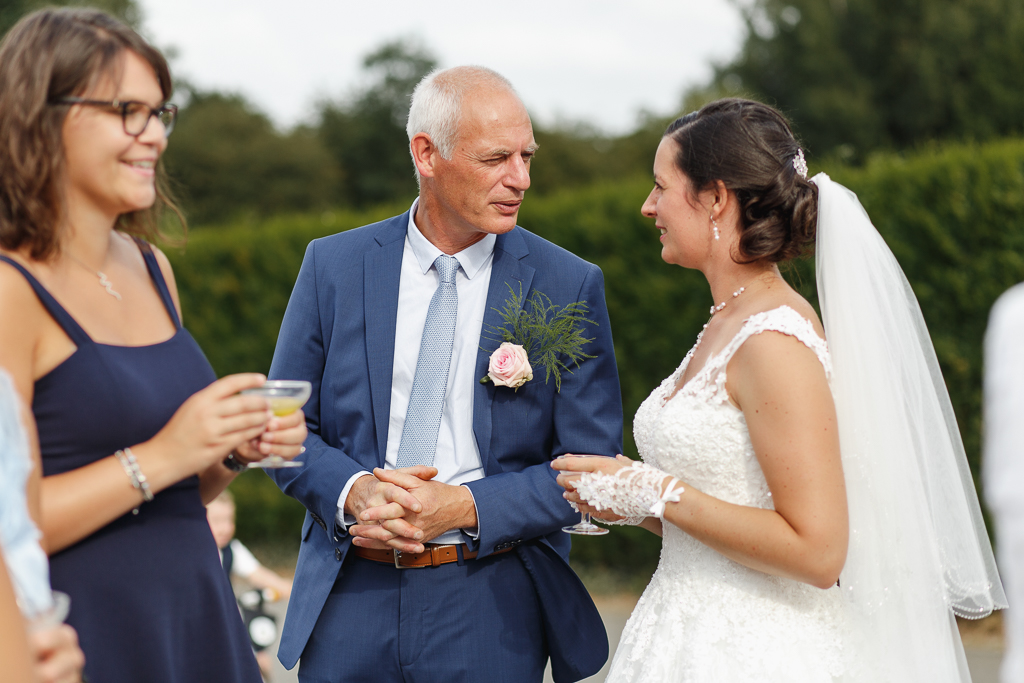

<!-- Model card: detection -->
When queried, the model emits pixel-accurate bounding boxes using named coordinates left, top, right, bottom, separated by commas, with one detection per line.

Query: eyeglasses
left=52, top=97, right=178, bottom=137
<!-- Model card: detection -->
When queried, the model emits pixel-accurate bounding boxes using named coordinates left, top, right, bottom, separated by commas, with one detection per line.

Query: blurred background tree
left=316, top=39, right=435, bottom=209
left=703, top=0, right=1024, bottom=161
left=161, top=88, right=338, bottom=225
left=1, top=0, right=140, bottom=34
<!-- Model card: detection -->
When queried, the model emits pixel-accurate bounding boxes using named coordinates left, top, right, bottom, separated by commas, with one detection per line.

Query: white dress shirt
left=336, top=200, right=494, bottom=545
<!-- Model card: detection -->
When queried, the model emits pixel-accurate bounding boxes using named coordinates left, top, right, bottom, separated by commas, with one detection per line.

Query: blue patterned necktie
left=395, top=254, right=460, bottom=468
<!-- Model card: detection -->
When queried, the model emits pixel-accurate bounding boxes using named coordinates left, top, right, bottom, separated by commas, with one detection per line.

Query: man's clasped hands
left=344, top=468, right=478, bottom=554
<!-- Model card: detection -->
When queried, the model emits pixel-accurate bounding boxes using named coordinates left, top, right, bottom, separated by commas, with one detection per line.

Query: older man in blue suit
left=267, top=66, right=623, bottom=683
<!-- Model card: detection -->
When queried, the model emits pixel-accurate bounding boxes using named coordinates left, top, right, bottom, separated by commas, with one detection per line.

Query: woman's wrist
left=122, top=440, right=190, bottom=496
left=221, top=451, right=247, bottom=472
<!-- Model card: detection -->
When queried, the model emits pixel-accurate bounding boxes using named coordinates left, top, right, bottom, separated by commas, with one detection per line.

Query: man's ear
left=410, top=133, right=437, bottom=179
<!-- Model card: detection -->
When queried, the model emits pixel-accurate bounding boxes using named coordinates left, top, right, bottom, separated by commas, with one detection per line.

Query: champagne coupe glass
left=241, top=380, right=311, bottom=469
left=24, top=590, right=71, bottom=633
left=558, top=455, right=610, bottom=536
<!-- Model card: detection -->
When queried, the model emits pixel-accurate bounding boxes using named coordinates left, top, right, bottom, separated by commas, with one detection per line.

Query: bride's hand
left=552, top=454, right=635, bottom=515
left=551, top=453, right=632, bottom=489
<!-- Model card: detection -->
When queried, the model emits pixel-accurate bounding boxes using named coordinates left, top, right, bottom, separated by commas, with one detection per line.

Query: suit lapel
left=474, top=228, right=534, bottom=474
left=365, top=215, right=408, bottom=467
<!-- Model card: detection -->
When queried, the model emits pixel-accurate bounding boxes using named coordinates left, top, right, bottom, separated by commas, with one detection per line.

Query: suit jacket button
left=335, top=548, right=342, bottom=561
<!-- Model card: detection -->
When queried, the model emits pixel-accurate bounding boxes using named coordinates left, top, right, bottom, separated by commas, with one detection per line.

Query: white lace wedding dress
left=606, top=305, right=847, bottom=682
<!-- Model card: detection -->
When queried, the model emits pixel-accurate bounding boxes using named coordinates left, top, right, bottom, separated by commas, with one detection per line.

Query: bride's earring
left=711, top=216, right=720, bottom=240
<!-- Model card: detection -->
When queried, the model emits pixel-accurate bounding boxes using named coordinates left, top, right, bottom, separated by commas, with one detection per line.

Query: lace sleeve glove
left=573, top=462, right=685, bottom=520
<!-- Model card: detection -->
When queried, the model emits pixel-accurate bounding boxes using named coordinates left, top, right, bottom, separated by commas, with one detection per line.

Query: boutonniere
left=480, top=284, right=597, bottom=392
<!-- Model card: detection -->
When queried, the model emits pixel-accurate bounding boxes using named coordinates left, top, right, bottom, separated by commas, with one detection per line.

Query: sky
left=138, top=0, right=745, bottom=135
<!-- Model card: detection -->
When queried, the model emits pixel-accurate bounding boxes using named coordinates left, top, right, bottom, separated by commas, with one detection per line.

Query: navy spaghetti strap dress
left=0, top=245, right=261, bottom=683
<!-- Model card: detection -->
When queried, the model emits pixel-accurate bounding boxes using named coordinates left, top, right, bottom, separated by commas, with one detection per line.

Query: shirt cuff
left=335, top=471, right=374, bottom=531
left=460, top=484, right=480, bottom=540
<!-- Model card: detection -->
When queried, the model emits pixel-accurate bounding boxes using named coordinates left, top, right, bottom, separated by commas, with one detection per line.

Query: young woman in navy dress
left=0, top=9, right=306, bottom=682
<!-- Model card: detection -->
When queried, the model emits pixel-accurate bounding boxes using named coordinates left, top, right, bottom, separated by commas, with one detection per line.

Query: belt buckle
left=393, top=550, right=424, bottom=569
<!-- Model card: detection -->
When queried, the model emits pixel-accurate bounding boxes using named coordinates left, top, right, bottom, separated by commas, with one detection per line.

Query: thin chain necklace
left=66, top=252, right=122, bottom=300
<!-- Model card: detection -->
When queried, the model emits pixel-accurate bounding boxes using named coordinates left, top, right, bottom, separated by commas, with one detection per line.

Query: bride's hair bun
left=665, top=98, right=816, bottom=263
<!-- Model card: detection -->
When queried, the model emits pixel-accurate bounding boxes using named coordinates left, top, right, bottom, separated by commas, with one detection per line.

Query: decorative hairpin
left=793, top=149, right=808, bottom=179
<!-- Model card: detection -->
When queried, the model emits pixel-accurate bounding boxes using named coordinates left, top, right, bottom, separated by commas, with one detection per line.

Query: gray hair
left=406, top=65, right=517, bottom=164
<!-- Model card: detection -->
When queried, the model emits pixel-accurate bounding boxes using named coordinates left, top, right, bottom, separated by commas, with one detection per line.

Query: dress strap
left=679, top=306, right=831, bottom=406
left=0, top=255, right=93, bottom=346
left=134, top=239, right=181, bottom=329
left=718, top=305, right=832, bottom=379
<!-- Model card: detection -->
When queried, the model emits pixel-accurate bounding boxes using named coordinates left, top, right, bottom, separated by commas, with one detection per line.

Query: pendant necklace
left=67, top=253, right=122, bottom=300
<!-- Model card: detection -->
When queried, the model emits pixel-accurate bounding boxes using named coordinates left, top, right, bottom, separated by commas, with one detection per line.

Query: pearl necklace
left=709, top=286, right=746, bottom=316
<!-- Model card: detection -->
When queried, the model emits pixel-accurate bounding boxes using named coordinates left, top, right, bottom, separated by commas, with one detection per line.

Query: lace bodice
left=634, top=305, right=831, bottom=506
left=607, top=305, right=846, bottom=682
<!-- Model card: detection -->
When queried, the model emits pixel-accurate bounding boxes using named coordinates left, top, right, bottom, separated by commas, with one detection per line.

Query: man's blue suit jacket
left=267, top=212, right=624, bottom=682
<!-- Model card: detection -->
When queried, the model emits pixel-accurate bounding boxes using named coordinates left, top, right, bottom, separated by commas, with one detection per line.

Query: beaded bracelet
left=115, top=447, right=153, bottom=506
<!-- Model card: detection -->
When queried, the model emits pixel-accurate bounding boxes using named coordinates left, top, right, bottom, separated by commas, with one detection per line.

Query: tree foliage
left=161, top=89, right=338, bottom=226
left=316, top=40, right=436, bottom=209
left=1, top=0, right=140, bottom=37
left=710, top=0, right=1024, bottom=160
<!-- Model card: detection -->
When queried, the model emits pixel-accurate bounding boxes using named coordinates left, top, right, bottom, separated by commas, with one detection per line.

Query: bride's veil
left=813, top=173, right=1007, bottom=681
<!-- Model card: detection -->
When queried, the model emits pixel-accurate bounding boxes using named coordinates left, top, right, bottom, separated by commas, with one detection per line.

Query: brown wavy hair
left=0, top=7, right=183, bottom=261
left=664, top=99, right=816, bottom=264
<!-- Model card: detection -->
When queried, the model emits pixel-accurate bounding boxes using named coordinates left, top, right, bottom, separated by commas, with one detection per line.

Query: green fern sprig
left=481, top=283, right=597, bottom=392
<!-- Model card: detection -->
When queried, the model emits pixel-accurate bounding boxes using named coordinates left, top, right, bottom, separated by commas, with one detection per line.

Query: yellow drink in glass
left=241, top=380, right=311, bottom=468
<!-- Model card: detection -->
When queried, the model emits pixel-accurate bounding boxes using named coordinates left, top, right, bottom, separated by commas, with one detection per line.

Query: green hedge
left=167, top=138, right=1024, bottom=574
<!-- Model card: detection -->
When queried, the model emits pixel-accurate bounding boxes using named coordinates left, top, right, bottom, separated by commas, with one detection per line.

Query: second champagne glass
left=557, top=454, right=609, bottom=536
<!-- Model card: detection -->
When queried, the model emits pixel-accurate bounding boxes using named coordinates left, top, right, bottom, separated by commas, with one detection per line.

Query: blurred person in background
left=208, top=489, right=294, bottom=680
left=0, top=368, right=84, bottom=683
left=984, top=283, right=1024, bottom=683
left=207, top=490, right=294, bottom=602
left=0, top=9, right=306, bottom=683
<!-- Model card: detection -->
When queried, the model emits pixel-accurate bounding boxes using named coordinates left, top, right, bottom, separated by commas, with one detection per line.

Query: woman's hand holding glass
left=236, top=381, right=311, bottom=468
left=235, top=406, right=307, bottom=467
left=144, top=373, right=274, bottom=474
left=25, top=591, right=84, bottom=683
left=29, top=623, right=84, bottom=683
left=552, top=454, right=637, bottom=524
left=552, top=454, right=630, bottom=532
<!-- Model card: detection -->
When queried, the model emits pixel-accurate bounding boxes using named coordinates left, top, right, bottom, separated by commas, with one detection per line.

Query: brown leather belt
left=352, top=544, right=512, bottom=569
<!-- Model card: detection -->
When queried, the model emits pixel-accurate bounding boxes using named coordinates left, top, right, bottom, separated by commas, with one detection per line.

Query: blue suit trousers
left=298, top=551, right=547, bottom=683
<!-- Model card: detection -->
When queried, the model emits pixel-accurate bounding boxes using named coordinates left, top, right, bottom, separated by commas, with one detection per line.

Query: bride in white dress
left=554, top=99, right=1006, bottom=682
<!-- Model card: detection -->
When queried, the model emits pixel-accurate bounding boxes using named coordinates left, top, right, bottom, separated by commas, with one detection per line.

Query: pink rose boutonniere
left=480, top=284, right=596, bottom=393
left=487, top=342, right=534, bottom=389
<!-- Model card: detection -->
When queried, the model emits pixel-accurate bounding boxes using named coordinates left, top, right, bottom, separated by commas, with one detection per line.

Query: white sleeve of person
left=574, top=462, right=684, bottom=520
left=229, top=538, right=262, bottom=578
